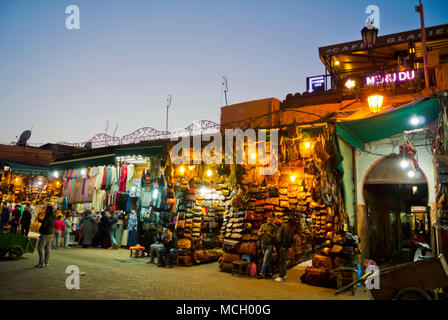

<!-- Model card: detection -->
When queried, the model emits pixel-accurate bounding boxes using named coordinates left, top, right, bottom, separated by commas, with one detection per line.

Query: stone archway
left=362, top=155, right=429, bottom=262
left=355, top=133, right=436, bottom=260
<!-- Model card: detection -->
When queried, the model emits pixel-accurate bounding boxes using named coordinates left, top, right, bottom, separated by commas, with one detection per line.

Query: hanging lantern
left=361, top=26, right=378, bottom=49
left=367, top=94, right=384, bottom=113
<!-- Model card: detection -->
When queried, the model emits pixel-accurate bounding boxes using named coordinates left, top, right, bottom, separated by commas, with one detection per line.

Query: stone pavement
left=0, top=245, right=368, bottom=300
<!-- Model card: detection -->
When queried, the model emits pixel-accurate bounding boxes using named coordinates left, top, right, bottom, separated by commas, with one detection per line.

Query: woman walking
left=81, top=210, right=97, bottom=248
left=35, top=206, right=56, bottom=268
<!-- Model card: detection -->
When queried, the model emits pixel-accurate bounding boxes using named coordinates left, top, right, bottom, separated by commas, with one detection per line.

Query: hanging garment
left=110, top=167, right=116, bottom=188
left=126, top=164, right=135, bottom=192
left=129, top=178, right=142, bottom=198
left=119, top=165, right=127, bottom=192
left=102, top=166, right=107, bottom=188
left=141, top=187, right=151, bottom=207
left=95, top=166, right=104, bottom=190
left=93, top=190, right=107, bottom=212
left=106, top=166, right=112, bottom=189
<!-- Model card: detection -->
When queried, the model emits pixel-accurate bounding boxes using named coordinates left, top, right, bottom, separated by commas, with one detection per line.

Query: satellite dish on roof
left=84, top=142, right=92, bottom=149
left=16, top=130, right=32, bottom=146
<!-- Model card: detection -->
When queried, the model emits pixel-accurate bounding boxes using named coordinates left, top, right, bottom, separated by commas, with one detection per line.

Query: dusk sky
left=0, top=0, right=447, bottom=145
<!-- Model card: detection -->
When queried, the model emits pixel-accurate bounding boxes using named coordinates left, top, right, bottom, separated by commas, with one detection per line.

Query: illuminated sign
left=365, top=70, right=415, bottom=86
left=345, top=79, right=356, bottom=89
left=306, top=76, right=325, bottom=93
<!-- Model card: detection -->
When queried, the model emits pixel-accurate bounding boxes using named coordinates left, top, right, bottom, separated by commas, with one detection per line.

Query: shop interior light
left=334, top=60, right=340, bottom=66
left=153, top=189, right=158, bottom=198
left=179, top=166, right=185, bottom=174
left=412, top=186, right=418, bottom=194
left=251, top=153, right=257, bottom=160
left=15, top=178, right=19, bottom=182
left=81, top=168, right=87, bottom=176
left=53, top=171, right=59, bottom=178
left=367, top=94, right=384, bottom=113
left=345, top=79, right=356, bottom=89
left=188, top=166, right=195, bottom=171
left=206, top=169, right=212, bottom=177
left=408, top=170, right=415, bottom=178
left=290, top=175, right=296, bottom=182
left=38, top=181, right=42, bottom=186
left=304, top=141, right=311, bottom=149
left=131, top=186, right=136, bottom=192
left=400, top=160, right=409, bottom=169
left=56, top=181, right=60, bottom=186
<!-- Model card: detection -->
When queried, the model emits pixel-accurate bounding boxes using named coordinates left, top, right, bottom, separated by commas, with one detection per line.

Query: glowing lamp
left=153, top=189, right=159, bottom=198
left=290, top=175, right=296, bottom=182
left=345, top=79, right=356, bottom=89
left=251, top=153, right=256, bottom=160
left=206, top=169, right=212, bottom=177
left=410, top=116, right=420, bottom=126
left=408, top=171, right=415, bottom=178
left=53, top=171, right=59, bottom=178
left=334, top=60, right=340, bottom=66
left=400, top=160, right=409, bottom=169
left=304, top=141, right=311, bottom=149
left=367, top=94, right=383, bottom=113
left=412, top=186, right=418, bottom=194
left=179, top=166, right=185, bottom=174
left=56, top=181, right=60, bottom=186
left=38, top=181, right=42, bottom=186
left=188, top=166, right=195, bottom=171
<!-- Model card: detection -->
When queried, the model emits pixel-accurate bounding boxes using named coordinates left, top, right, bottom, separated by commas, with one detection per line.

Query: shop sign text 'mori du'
left=365, top=70, right=416, bottom=86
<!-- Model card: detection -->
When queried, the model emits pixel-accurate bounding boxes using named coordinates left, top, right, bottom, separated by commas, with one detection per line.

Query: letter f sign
left=66, top=5, right=80, bottom=30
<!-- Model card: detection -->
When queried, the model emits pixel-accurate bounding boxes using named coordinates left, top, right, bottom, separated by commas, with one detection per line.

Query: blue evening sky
left=0, top=0, right=447, bottom=144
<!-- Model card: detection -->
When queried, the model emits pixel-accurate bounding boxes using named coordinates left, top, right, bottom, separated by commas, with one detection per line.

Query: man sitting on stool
left=147, top=225, right=165, bottom=264
left=157, top=229, right=178, bottom=268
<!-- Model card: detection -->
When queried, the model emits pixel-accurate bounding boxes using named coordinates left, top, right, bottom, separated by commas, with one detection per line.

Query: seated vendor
left=157, top=227, right=178, bottom=268
left=147, top=224, right=166, bottom=264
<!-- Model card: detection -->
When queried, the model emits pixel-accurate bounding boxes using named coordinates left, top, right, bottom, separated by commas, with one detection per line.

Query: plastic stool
left=129, top=245, right=145, bottom=258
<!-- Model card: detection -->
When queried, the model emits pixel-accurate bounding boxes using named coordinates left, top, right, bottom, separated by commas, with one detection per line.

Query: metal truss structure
left=55, top=120, right=220, bottom=149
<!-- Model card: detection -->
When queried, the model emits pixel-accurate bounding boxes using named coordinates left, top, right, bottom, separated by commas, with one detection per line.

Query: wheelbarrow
left=335, top=254, right=448, bottom=300
left=0, top=232, right=38, bottom=259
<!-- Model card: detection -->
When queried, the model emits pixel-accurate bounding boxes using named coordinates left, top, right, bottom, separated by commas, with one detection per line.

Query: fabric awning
left=49, top=154, right=116, bottom=172
left=336, top=98, right=439, bottom=150
left=8, top=162, right=49, bottom=176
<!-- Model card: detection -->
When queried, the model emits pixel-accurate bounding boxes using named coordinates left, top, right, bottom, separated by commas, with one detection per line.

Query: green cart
left=0, top=232, right=38, bottom=259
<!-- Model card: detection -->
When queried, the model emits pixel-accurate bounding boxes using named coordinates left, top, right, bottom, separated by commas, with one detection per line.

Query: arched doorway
left=362, top=154, right=430, bottom=264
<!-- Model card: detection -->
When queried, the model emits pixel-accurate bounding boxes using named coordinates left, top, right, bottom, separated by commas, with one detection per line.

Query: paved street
left=0, top=240, right=367, bottom=300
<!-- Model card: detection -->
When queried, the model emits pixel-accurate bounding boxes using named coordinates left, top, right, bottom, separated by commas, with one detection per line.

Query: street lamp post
left=166, top=94, right=172, bottom=132
left=361, top=22, right=378, bottom=66
left=221, top=76, right=229, bottom=106
left=415, top=0, right=430, bottom=89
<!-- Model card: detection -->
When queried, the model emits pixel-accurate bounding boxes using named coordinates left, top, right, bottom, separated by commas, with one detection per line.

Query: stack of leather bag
left=175, top=180, right=231, bottom=266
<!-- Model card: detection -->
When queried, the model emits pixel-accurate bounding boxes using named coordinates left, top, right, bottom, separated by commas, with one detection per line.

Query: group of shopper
left=80, top=210, right=119, bottom=249
left=257, top=214, right=296, bottom=282
left=0, top=202, right=33, bottom=237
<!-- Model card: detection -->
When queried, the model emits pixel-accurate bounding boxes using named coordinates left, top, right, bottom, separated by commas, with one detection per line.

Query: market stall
left=214, top=125, right=358, bottom=287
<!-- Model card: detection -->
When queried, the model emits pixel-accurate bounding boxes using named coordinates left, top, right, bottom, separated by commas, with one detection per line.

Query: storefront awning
left=49, top=154, right=116, bottom=172
left=8, top=162, right=49, bottom=176
left=115, top=146, right=164, bottom=157
left=336, top=98, right=439, bottom=151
